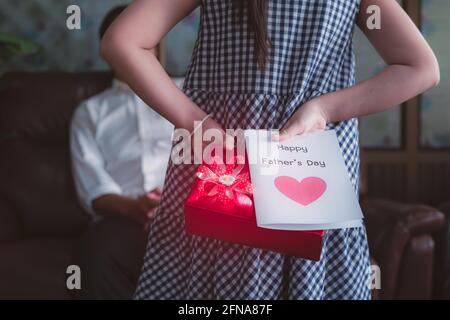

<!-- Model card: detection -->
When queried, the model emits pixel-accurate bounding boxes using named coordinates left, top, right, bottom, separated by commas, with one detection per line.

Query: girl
left=102, top=0, right=439, bottom=299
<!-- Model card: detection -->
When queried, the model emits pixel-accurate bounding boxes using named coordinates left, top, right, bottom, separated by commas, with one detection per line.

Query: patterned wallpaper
left=356, top=0, right=450, bottom=149
left=0, top=0, right=130, bottom=73
left=421, top=0, right=450, bottom=148
left=354, top=27, right=402, bottom=149
left=0, top=0, right=199, bottom=76
left=354, top=0, right=403, bottom=149
left=163, top=9, right=200, bottom=77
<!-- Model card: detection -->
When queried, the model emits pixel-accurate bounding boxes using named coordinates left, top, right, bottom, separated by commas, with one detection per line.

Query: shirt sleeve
left=70, top=103, right=123, bottom=215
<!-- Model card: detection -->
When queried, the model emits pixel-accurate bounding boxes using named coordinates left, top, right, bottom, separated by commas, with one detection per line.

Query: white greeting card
left=244, top=129, right=363, bottom=231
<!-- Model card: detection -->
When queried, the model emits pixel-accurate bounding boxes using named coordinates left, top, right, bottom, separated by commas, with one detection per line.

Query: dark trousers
left=70, top=215, right=147, bottom=299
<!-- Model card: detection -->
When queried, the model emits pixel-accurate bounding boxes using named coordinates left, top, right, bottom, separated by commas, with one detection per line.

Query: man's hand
left=134, top=188, right=162, bottom=225
left=91, top=188, right=162, bottom=228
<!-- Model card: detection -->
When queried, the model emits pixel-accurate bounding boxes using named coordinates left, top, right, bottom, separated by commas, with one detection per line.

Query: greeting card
left=245, top=130, right=363, bottom=231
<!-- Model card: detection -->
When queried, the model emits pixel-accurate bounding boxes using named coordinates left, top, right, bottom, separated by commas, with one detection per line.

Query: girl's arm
left=279, top=0, right=440, bottom=140
left=101, top=0, right=220, bottom=133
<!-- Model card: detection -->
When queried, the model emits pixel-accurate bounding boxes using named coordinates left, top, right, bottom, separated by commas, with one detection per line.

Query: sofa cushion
left=0, top=72, right=113, bottom=143
left=0, top=198, right=23, bottom=243
left=0, top=139, right=90, bottom=237
left=0, top=238, right=75, bottom=299
left=0, top=72, right=113, bottom=237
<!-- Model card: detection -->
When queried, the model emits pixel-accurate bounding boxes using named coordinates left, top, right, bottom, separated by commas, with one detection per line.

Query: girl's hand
left=185, top=115, right=235, bottom=164
left=276, top=99, right=328, bottom=141
left=193, top=115, right=235, bottom=150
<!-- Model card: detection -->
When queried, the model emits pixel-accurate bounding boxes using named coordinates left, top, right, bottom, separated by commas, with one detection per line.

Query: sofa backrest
left=0, top=72, right=113, bottom=239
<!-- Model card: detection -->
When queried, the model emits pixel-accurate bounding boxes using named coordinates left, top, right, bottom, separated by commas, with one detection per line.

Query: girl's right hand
left=275, top=99, right=328, bottom=141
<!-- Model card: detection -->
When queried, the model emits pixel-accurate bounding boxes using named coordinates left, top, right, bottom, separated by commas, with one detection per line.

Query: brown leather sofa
left=0, top=71, right=446, bottom=299
left=0, top=72, right=112, bottom=299
left=436, top=201, right=450, bottom=299
left=361, top=198, right=445, bottom=299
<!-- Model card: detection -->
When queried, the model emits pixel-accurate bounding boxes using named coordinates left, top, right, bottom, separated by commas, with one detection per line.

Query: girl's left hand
left=276, top=99, right=328, bottom=141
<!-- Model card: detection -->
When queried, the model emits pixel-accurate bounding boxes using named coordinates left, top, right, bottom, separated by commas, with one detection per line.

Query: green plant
left=0, top=32, right=42, bottom=64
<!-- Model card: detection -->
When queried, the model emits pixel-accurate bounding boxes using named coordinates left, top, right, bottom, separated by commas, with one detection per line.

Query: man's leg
left=70, top=215, right=147, bottom=299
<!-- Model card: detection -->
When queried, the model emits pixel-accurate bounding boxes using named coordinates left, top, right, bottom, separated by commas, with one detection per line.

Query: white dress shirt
left=70, top=79, right=176, bottom=215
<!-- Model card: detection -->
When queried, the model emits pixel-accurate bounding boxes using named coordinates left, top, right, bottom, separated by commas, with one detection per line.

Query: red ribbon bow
left=194, top=154, right=254, bottom=217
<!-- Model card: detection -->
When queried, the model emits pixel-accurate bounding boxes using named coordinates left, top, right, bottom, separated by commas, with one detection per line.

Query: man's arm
left=92, top=193, right=160, bottom=224
left=70, top=104, right=157, bottom=223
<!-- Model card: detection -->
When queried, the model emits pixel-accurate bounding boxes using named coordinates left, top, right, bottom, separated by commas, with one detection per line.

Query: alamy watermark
left=66, top=5, right=81, bottom=30
left=366, top=5, right=382, bottom=30
left=368, top=264, right=381, bottom=290
left=65, top=263, right=381, bottom=292
left=65, top=4, right=382, bottom=31
left=66, top=264, right=81, bottom=290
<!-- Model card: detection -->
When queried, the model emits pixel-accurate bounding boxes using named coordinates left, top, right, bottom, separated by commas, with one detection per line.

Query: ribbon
left=196, top=154, right=253, bottom=200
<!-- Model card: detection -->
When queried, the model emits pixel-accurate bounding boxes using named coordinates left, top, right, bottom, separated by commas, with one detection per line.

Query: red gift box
left=184, top=153, right=325, bottom=261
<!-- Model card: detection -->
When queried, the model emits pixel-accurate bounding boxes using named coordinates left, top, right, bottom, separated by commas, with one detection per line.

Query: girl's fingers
left=276, top=123, right=305, bottom=141
left=309, top=127, right=325, bottom=133
left=275, top=129, right=291, bottom=142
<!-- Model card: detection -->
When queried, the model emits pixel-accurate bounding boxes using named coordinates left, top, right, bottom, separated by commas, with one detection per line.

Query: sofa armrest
left=361, top=198, right=445, bottom=299
left=436, top=201, right=450, bottom=299
left=396, top=235, right=435, bottom=299
left=361, top=198, right=444, bottom=239
left=0, top=198, right=22, bottom=244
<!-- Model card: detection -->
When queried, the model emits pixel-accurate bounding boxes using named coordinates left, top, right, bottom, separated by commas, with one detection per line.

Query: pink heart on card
left=274, top=176, right=327, bottom=206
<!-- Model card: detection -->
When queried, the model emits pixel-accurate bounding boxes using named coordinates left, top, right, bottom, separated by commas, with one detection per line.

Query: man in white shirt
left=70, top=6, right=174, bottom=299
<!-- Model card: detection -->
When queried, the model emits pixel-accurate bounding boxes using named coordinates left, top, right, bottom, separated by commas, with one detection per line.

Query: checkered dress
left=135, top=0, right=371, bottom=300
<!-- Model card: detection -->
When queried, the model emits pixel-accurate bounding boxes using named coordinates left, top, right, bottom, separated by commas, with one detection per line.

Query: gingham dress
left=135, top=0, right=371, bottom=300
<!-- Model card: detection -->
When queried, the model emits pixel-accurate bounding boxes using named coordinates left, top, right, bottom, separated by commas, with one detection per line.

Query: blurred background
left=0, top=0, right=449, bottom=300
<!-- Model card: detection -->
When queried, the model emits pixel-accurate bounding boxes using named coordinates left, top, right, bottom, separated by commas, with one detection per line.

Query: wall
left=0, top=0, right=130, bottom=73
